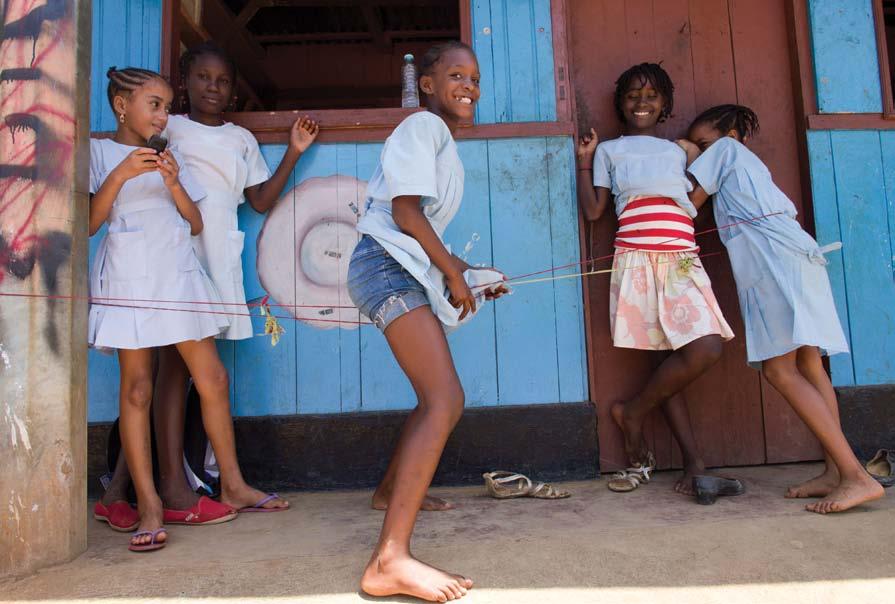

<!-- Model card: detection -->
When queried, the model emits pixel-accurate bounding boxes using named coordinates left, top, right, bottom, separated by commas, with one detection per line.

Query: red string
left=0, top=213, right=784, bottom=327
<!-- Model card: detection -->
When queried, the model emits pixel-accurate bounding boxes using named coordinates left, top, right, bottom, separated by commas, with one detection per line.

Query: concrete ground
left=3, top=463, right=894, bottom=604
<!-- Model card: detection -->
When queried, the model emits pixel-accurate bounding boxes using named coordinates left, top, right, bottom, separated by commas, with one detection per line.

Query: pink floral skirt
left=609, top=248, right=734, bottom=350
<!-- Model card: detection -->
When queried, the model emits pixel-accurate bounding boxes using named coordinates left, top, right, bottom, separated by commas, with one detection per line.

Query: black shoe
left=693, top=475, right=745, bottom=505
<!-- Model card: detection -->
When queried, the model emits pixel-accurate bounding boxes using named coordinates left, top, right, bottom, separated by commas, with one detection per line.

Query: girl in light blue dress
left=682, top=104, right=883, bottom=515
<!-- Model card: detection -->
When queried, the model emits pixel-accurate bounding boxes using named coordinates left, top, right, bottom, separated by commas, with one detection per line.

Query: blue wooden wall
left=88, top=138, right=587, bottom=421
left=472, top=0, right=557, bottom=123
left=86, top=0, right=580, bottom=421
left=808, top=0, right=882, bottom=113
left=805, top=0, right=895, bottom=386
left=90, top=0, right=162, bottom=131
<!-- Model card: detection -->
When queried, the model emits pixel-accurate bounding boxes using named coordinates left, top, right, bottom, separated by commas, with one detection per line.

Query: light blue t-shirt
left=592, top=135, right=696, bottom=217
left=356, top=111, right=468, bottom=328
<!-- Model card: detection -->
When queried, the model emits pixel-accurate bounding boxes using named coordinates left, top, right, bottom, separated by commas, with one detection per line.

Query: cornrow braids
left=613, top=62, right=675, bottom=124
left=419, top=40, right=476, bottom=76
left=689, top=104, right=760, bottom=141
left=178, top=41, right=237, bottom=112
left=106, top=66, right=166, bottom=113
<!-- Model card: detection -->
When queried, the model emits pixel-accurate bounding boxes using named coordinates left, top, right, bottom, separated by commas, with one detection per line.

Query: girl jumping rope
left=681, top=104, right=884, bottom=513
left=576, top=63, right=735, bottom=494
left=95, top=42, right=319, bottom=525
left=348, top=41, right=506, bottom=601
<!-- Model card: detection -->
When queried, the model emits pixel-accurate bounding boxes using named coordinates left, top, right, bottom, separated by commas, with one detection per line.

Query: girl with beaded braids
left=90, top=66, right=229, bottom=551
left=680, top=104, right=883, bottom=514
left=576, top=63, right=736, bottom=495
left=95, top=43, right=317, bottom=530
left=348, top=40, right=507, bottom=601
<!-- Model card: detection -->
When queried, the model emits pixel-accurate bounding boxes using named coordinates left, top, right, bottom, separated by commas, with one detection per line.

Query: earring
left=118, top=113, right=125, bottom=124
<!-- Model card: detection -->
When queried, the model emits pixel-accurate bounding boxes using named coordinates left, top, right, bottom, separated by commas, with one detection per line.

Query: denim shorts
left=347, top=235, right=429, bottom=332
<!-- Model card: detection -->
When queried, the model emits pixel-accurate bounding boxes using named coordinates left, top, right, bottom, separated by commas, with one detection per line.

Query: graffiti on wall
left=0, top=0, right=74, bottom=354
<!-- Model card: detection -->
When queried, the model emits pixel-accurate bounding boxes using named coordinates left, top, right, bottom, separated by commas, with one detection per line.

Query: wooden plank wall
left=90, top=0, right=163, bottom=131
left=807, top=130, right=895, bottom=386
left=808, top=0, right=883, bottom=113
left=87, top=137, right=587, bottom=421
left=567, top=0, right=825, bottom=468
left=472, top=0, right=557, bottom=123
left=805, top=0, right=895, bottom=386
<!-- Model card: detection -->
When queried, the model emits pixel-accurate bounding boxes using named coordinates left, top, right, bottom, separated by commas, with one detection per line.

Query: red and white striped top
left=614, top=196, right=699, bottom=252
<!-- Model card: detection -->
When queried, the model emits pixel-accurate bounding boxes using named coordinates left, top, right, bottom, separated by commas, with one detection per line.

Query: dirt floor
left=3, top=463, right=894, bottom=603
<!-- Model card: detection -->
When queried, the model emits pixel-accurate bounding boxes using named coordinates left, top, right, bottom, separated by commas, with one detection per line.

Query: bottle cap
left=404, top=53, right=414, bottom=62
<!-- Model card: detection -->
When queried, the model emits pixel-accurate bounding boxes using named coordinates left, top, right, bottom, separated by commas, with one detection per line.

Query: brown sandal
left=483, top=471, right=571, bottom=500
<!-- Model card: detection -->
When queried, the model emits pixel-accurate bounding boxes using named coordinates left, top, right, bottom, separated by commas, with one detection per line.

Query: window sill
left=91, top=109, right=575, bottom=143
left=807, top=113, right=895, bottom=130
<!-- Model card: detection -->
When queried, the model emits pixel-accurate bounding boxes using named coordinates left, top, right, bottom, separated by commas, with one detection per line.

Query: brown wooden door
left=567, top=0, right=823, bottom=469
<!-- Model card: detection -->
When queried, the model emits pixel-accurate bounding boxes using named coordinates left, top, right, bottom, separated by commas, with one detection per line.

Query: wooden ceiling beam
left=257, top=28, right=457, bottom=44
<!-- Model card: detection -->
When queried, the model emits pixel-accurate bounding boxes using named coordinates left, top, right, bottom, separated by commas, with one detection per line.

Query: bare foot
left=806, top=473, right=884, bottom=514
left=361, top=550, right=473, bottom=602
left=131, top=499, right=166, bottom=548
left=674, top=462, right=707, bottom=495
left=785, top=467, right=839, bottom=499
left=159, top=483, right=201, bottom=511
left=220, top=484, right=289, bottom=511
left=610, top=402, right=648, bottom=465
left=371, top=491, right=454, bottom=512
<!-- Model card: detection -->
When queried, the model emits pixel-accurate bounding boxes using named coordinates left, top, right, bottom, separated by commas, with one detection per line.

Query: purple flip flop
left=128, top=528, right=167, bottom=552
left=238, top=493, right=289, bottom=513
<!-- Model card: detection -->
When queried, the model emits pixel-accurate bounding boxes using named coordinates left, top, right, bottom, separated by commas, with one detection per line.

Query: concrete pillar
left=0, top=0, right=91, bottom=578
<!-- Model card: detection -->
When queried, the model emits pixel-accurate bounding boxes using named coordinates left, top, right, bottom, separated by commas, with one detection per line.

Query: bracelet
left=577, top=167, right=592, bottom=172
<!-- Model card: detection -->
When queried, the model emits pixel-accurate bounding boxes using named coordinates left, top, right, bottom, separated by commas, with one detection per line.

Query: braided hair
left=689, top=104, right=760, bottom=141
left=106, top=66, right=167, bottom=115
left=178, top=41, right=238, bottom=113
left=419, top=41, right=476, bottom=76
left=613, top=62, right=675, bottom=124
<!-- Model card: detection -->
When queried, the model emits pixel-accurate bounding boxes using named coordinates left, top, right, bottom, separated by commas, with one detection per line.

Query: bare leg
left=360, top=307, right=473, bottom=602
left=783, top=347, right=840, bottom=498
left=174, top=338, right=287, bottom=510
left=660, top=394, right=708, bottom=495
left=118, top=348, right=166, bottom=548
left=619, top=335, right=723, bottom=465
left=100, top=445, right=132, bottom=506
left=372, top=407, right=454, bottom=512
left=152, top=345, right=202, bottom=510
left=763, top=350, right=883, bottom=513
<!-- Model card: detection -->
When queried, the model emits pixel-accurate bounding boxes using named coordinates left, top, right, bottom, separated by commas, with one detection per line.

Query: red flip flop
left=163, top=496, right=237, bottom=525
left=238, top=493, right=289, bottom=513
left=128, top=528, right=167, bottom=552
left=94, top=500, right=139, bottom=532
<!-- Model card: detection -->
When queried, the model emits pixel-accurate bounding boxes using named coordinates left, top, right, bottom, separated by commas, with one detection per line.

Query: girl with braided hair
left=90, top=66, right=228, bottom=551
left=576, top=63, right=735, bottom=495
left=681, top=104, right=883, bottom=513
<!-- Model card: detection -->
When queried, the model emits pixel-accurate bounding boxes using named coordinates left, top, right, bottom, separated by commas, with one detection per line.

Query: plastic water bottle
left=401, top=54, right=419, bottom=108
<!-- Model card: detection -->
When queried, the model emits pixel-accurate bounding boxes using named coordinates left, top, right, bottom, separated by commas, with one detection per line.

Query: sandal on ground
left=483, top=471, right=571, bottom=500
left=866, top=449, right=895, bottom=487
left=128, top=528, right=167, bottom=552
left=238, top=493, right=289, bottom=513
left=692, top=475, right=745, bottom=505
left=93, top=500, right=139, bottom=532
left=607, top=452, right=656, bottom=493
left=163, top=496, right=237, bottom=525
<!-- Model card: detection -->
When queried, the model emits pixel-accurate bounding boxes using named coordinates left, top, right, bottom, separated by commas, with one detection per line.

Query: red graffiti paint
left=0, top=0, right=74, bottom=353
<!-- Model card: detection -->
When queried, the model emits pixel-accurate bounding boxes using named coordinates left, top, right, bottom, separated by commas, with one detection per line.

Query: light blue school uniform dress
left=688, top=137, right=849, bottom=366
left=89, top=138, right=229, bottom=350
left=354, top=111, right=470, bottom=329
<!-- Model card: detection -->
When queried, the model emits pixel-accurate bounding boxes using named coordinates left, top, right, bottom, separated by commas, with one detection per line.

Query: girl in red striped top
left=576, top=63, right=734, bottom=495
